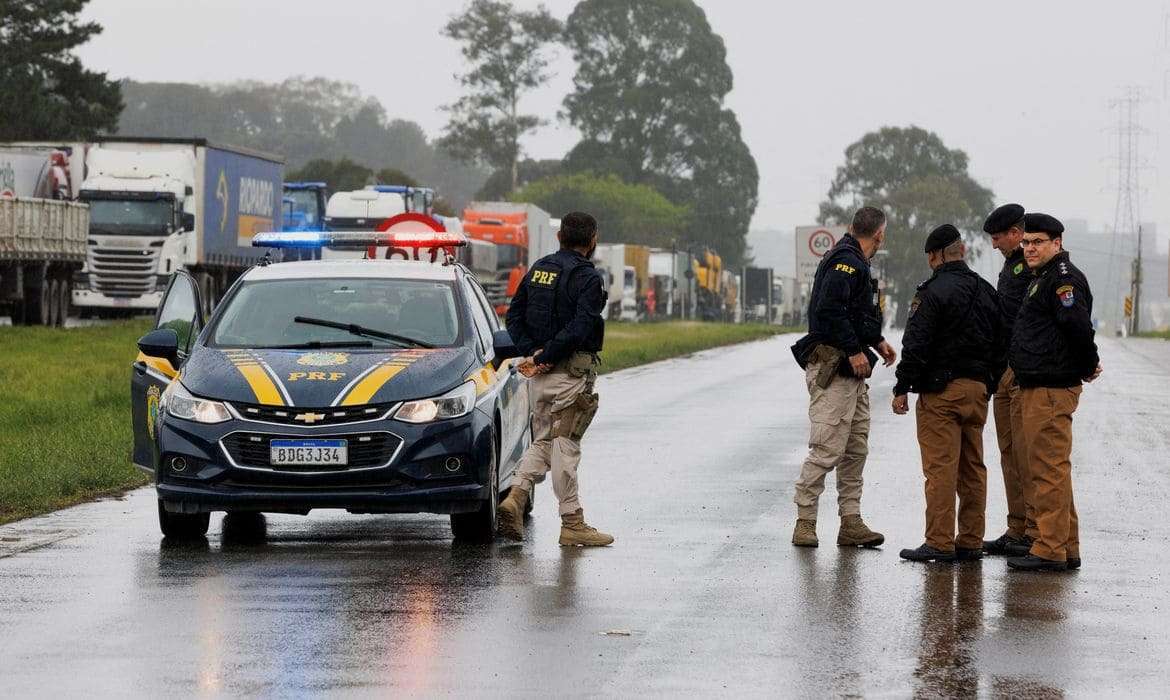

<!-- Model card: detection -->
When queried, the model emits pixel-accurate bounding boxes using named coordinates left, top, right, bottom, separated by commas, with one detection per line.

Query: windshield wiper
left=294, top=316, right=435, bottom=349
left=254, top=340, right=374, bottom=349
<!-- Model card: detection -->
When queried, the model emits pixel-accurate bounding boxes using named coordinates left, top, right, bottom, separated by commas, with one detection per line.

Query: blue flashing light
left=283, top=181, right=328, bottom=190
left=368, top=185, right=410, bottom=194
left=253, top=231, right=326, bottom=248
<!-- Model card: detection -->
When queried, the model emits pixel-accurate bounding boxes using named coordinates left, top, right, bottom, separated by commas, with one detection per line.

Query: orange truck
left=461, top=202, right=552, bottom=314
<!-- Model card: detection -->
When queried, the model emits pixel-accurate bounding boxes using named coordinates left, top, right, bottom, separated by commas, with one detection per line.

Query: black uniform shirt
left=894, top=261, right=1004, bottom=396
left=997, top=247, right=1030, bottom=342
left=791, top=234, right=884, bottom=369
left=1009, top=251, right=1099, bottom=388
left=505, top=248, right=605, bottom=366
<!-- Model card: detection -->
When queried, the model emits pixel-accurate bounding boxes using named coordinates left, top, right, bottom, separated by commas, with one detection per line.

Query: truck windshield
left=496, top=245, right=524, bottom=269
left=285, top=189, right=320, bottom=224
left=211, top=278, right=461, bottom=348
left=87, top=199, right=173, bottom=235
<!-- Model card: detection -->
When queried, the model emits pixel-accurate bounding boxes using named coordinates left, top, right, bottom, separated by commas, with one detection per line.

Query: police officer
left=1007, top=213, right=1101, bottom=572
left=498, top=211, right=613, bottom=547
left=892, top=224, right=1004, bottom=562
left=790, top=206, right=897, bottom=548
left=981, top=204, right=1038, bottom=557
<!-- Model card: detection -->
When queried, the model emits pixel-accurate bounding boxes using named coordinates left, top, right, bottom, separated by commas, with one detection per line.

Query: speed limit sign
left=796, top=225, right=846, bottom=289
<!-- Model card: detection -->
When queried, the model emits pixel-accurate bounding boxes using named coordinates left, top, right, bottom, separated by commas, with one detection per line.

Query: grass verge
left=0, top=319, right=791, bottom=525
left=0, top=320, right=152, bottom=524
left=1136, top=330, right=1170, bottom=340
left=599, top=321, right=792, bottom=374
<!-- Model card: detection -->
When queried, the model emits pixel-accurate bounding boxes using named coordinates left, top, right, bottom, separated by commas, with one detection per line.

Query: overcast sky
left=79, top=0, right=1170, bottom=248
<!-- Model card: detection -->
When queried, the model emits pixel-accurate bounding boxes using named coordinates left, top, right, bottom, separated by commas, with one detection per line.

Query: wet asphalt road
left=2, top=334, right=1168, bottom=697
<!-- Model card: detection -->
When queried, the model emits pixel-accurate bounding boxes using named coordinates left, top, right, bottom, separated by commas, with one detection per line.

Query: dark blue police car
left=131, top=232, right=531, bottom=541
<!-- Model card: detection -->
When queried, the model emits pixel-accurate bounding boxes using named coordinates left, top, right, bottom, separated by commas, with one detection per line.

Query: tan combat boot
left=837, top=514, right=884, bottom=547
left=497, top=486, right=529, bottom=541
left=559, top=509, right=614, bottom=546
left=792, top=519, right=818, bottom=547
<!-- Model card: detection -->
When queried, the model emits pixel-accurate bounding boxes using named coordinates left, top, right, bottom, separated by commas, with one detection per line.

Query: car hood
left=180, top=346, right=479, bottom=408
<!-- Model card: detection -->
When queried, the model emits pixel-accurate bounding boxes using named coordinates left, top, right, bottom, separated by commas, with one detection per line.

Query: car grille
left=220, top=431, right=402, bottom=471
left=230, top=402, right=397, bottom=426
left=88, top=245, right=158, bottom=297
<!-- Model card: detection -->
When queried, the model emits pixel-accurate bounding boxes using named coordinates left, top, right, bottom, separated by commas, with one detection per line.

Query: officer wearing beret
left=789, top=206, right=897, bottom=548
left=892, top=224, right=1005, bottom=562
left=1007, top=213, right=1102, bottom=572
left=981, top=204, right=1038, bottom=557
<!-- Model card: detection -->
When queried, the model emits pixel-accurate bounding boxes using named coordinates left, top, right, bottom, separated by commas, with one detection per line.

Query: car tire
left=450, top=433, right=499, bottom=543
left=157, top=500, right=210, bottom=539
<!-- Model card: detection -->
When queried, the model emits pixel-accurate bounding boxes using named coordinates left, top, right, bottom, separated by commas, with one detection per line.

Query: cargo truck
left=322, top=185, right=435, bottom=260
left=1, top=146, right=87, bottom=325
left=0, top=198, right=88, bottom=325
left=73, top=137, right=282, bottom=316
left=463, top=202, right=551, bottom=313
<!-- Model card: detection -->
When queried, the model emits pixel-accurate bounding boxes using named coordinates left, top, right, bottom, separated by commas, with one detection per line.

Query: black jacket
left=505, top=248, right=605, bottom=365
left=791, top=234, right=884, bottom=373
left=997, top=247, right=1030, bottom=344
left=1009, top=251, right=1099, bottom=388
left=894, top=261, right=1005, bottom=396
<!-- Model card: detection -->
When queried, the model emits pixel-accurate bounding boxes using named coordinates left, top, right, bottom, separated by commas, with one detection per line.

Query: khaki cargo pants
left=1018, top=386, right=1082, bottom=562
left=514, top=352, right=599, bottom=516
left=993, top=368, right=1037, bottom=540
left=794, top=359, right=870, bottom=520
left=916, top=379, right=989, bottom=552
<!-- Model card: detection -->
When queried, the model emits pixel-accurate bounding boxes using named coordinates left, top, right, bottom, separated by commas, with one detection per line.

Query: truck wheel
left=27, top=276, right=50, bottom=326
left=58, top=278, right=71, bottom=326
left=450, top=436, right=499, bottom=543
left=46, top=279, right=61, bottom=328
left=157, top=500, right=210, bottom=539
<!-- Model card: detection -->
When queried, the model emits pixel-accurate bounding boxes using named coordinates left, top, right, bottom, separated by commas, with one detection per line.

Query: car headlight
left=161, top=382, right=231, bottom=424
left=394, top=380, right=477, bottom=423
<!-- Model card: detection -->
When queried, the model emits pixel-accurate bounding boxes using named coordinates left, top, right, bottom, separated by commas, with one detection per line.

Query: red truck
left=461, top=202, right=552, bottom=314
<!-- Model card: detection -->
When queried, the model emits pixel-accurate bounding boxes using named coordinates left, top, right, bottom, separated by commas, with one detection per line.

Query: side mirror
left=180, top=212, right=195, bottom=231
left=138, top=328, right=181, bottom=368
left=491, top=329, right=519, bottom=369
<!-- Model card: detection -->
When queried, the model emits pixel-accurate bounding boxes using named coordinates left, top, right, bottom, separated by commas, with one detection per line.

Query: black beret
left=1023, top=212, right=1064, bottom=237
left=924, top=224, right=961, bottom=253
left=983, top=203, right=1025, bottom=234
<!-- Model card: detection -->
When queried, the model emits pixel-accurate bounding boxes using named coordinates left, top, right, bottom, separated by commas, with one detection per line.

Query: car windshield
left=211, top=277, right=461, bottom=348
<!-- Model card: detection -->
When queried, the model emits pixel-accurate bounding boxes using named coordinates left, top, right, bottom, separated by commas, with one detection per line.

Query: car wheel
left=450, top=433, right=499, bottom=543
left=157, top=500, right=210, bottom=539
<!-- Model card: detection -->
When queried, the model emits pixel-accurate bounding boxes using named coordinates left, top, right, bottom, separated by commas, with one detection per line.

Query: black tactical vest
left=523, top=250, right=599, bottom=348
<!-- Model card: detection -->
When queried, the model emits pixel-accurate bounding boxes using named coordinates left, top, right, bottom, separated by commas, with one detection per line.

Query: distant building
left=1063, top=221, right=1169, bottom=333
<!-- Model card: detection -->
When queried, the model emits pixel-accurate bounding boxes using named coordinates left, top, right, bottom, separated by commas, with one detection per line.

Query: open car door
left=130, top=271, right=204, bottom=473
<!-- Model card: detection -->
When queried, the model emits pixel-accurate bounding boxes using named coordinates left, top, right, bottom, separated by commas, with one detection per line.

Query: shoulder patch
left=1056, top=284, right=1075, bottom=307
left=833, top=263, right=856, bottom=275
left=909, top=293, right=922, bottom=318
left=1013, top=262, right=1024, bottom=275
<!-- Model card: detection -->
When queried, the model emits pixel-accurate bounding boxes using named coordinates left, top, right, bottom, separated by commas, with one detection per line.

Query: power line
left=1104, top=86, right=1147, bottom=329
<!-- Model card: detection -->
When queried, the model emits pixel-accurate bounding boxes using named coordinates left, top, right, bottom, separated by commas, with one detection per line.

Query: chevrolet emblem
left=293, top=412, right=326, bottom=424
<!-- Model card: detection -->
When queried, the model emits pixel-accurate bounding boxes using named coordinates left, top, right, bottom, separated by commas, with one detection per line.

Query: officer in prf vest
left=499, top=211, right=613, bottom=547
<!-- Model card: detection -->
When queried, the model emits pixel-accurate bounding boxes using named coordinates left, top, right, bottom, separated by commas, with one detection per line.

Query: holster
left=552, top=354, right=599, bottom=442
left=810, top=344, right=843, bottom=390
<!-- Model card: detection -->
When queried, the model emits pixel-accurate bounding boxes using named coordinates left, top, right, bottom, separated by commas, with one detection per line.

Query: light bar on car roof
left=251, top=231, right=468, bottom=250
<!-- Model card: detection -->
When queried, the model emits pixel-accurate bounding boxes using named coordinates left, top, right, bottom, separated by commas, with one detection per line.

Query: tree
left=818, top=126, right=995, bottom=326
left=287, top=158, right=373, bottom=193
left=561, top=0, right=757, bottom=265
left=0, top=0, right=122, bottom=140
left=439, top=1, right=562, bottom=192
left=476, top=158, right=565, bottom=200
left=512, top=173, right=690, bottom=248
left=117, top=78, right=491, bottom=210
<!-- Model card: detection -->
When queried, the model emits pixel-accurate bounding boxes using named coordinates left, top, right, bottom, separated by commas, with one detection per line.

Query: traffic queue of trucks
left=2, top=137, right=785, bottom=326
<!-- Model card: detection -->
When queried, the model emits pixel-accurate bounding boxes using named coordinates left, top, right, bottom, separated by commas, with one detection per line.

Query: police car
left=130, top=229, right=532, bottom=541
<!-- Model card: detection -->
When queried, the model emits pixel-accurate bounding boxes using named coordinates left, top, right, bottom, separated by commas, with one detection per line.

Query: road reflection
left=912, top=564, right=983, bottom=698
